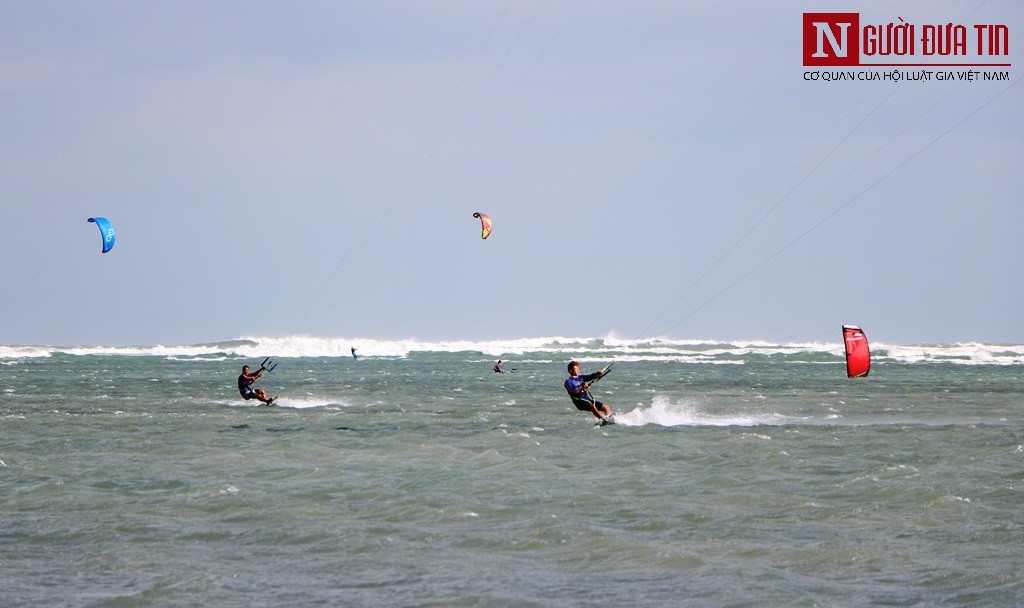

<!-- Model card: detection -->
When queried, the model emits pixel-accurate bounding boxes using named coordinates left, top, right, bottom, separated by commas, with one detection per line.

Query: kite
left=87, top=217, right=116, bottom=253
left=842, top=324, right=870, bottom=378
left=472, top=212, right=492, bottom=240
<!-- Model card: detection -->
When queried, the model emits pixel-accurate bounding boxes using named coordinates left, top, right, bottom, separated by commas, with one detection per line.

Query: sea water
left=2, top=336, right=1022, bottom=607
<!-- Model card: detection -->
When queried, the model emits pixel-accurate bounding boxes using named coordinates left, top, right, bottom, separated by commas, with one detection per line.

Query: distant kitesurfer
left=493, top=359, right=516, bottom=374
left=351, top=347, right=358, bottom=359
left=564, top=360, right=613, bottom=423
left=238, top=364, right=274, bottom=406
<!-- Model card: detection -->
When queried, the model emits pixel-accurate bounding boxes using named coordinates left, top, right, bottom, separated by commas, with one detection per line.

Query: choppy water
left=2, top=337, right=1023, bottom=607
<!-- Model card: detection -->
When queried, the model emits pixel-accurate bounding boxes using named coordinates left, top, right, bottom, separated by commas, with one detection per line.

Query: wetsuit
left=564, top=372, right=604, bottom=411
left=238, top=372, right=258, bottom=400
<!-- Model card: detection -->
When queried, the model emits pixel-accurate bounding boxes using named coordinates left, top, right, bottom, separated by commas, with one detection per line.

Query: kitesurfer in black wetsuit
left=238, top=365, right=274, bottom=405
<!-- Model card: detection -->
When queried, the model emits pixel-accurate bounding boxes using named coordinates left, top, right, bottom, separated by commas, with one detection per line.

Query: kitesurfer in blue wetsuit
left=238, top=365, right=274, bottom=405
left=564, top=360, right=612, bottom=422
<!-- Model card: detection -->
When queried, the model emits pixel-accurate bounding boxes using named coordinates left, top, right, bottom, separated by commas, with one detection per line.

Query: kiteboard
left=263, top=397, right=277, bottom=407
left=597, top=415, right=617, bottom=427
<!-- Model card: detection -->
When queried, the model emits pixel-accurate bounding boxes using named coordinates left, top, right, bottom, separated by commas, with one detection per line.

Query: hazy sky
left=2, top=1, right=1021, bottom=346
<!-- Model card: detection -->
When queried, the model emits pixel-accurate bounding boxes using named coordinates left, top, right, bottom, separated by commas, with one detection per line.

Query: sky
left=1, top=1, right=1022, bottom=346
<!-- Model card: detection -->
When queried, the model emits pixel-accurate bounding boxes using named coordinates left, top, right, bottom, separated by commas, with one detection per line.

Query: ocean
left=2, top=336, right=1022, bottom=607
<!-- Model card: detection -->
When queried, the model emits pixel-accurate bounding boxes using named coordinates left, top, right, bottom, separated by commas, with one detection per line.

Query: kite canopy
left=87, top=217, right=116, bottom=253
left=842, top=325, right=870, bottom=377
left=472, top=212, right=492, bottom=240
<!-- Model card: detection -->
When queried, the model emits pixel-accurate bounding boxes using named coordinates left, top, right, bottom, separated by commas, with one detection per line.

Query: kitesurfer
left=238, top=364, right=274, bottom=406
left=493, top=359, right=516, bottom=374
left=351, top=347, right=358, bottom=360
left=564, top=360, right=612, bottom=422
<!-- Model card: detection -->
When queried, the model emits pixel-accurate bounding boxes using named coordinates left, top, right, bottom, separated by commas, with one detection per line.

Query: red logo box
left=803, top=13, right=861, bottom=66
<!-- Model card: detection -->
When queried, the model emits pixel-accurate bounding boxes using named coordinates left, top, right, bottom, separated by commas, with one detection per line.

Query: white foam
left=881, top=342, right=1024, bottom=365
left=615, top=395, right=792, bottom=427
left=215, top=396, right=348, bottom=409
left=2, top=335, right=1022, bottom=365
left=0, top=346, right=54, bottom=359
left=270, top=396, right=351, bottom=409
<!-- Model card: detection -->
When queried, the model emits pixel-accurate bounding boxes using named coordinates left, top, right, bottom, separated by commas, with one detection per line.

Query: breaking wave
left=2, top=335, right=1022, bottom=365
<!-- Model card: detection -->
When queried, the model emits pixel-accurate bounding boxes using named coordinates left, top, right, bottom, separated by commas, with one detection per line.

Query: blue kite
left=87, top=217, right=116, bottom=253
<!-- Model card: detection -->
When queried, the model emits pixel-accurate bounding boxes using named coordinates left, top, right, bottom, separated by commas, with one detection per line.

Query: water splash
left=615, top=395, right=792, bottom=427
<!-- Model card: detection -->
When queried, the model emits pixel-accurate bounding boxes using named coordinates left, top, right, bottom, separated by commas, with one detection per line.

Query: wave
left=213, top=395, right=352, bottom=409
left=1, top=335, right=1022, bottom=366
left=0, top=340, right=259, bottom=360
left=612, top=396, right=1009, bottom=428
left=615, top=396, right=794, bottom=427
